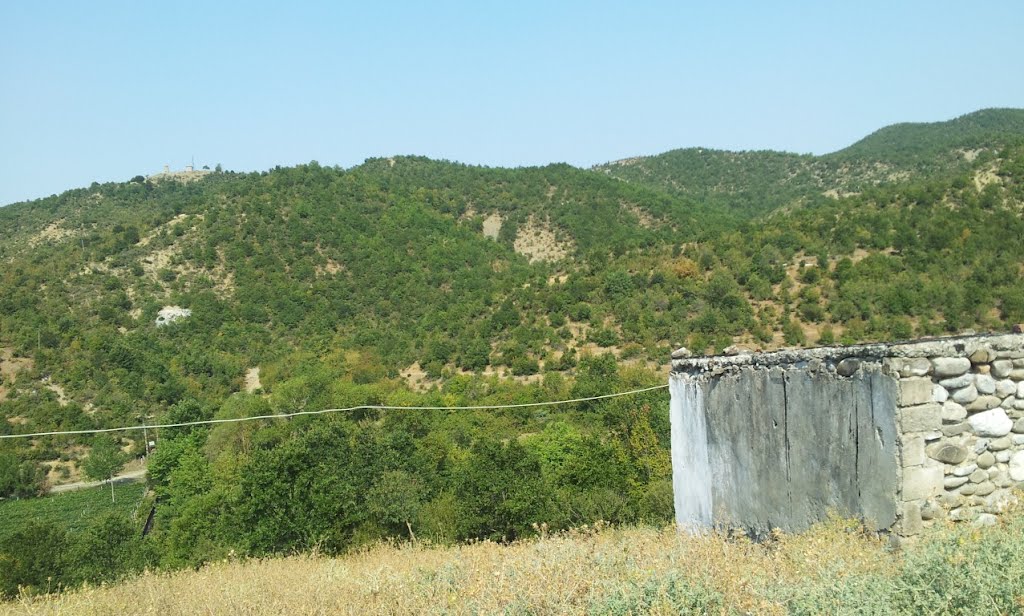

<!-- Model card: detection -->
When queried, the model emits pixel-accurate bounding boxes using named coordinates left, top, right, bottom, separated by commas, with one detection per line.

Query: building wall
left=670, top=334, right=1024, bottom=536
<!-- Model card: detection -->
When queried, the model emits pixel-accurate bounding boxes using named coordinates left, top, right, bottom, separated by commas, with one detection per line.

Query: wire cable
left=0, top=384, right=669, bottom=440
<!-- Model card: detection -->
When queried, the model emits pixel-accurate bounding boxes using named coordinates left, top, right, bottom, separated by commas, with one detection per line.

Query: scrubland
left=5, top=508, right=1024, bottom=616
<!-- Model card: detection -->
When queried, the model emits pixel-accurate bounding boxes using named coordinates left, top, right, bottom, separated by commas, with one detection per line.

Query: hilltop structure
left=669, top=333, right=1024, bottom=537
left=147, top=162, right=211, bottom=184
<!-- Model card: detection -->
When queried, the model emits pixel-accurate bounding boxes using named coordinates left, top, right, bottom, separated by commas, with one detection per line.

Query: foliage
left=81, top=435, right=125, bottom=483
left=9, top=509, right=1024, bottom=613
left=1, top=108, right=1024, bottom=596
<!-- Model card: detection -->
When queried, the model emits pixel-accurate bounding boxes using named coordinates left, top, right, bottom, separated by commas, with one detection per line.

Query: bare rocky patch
left=621, top=201, right=657, bottom=228
left=513, top=217, right=572, bottom=263
left=29, top=220, right=77, bottom=248
left=974, top=165, right=1002, bottom=192
left=482, top=213, right=503, bottom=240
left=245, top=367, right=263, bottom=393
left=0, top=347, right=32, bottom=384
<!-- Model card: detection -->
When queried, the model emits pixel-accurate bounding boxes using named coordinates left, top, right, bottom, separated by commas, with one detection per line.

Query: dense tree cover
left=1, top=109, right=1024, bottom=596
left=1, top=359, right=670, bottom=596
left=832, top=108, right=1024, bottom=169
left=595, top=108, right=1024, bottom=218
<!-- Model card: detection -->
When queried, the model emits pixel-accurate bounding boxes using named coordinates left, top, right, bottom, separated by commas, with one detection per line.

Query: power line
left=0, top=384, right=669, bottom=440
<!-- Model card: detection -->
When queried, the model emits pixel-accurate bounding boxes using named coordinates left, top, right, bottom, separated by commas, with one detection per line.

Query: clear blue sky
left=2, top=1, right=1022, bottom=206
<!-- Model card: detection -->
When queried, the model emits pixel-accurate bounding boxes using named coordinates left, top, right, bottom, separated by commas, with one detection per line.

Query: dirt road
left=48, top=467, right=148, bottom=494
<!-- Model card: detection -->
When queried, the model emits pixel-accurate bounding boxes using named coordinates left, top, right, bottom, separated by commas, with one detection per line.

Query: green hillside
left=595, top=108, right=1024, bottom=217
left=832, top=107, right=1024, bottom=167
left=1, top=109, right=1024, bottom=597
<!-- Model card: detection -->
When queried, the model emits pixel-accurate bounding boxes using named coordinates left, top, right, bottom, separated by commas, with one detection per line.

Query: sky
left=1, top=1, right=1022, bottom=206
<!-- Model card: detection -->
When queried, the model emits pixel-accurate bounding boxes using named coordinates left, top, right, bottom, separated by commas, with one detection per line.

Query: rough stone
left=969, top=469, right=988, bottom=483
left=974, top=439, right=990, bottom=454
left=941, top=423, right=969, bottom=437
left=924, top=431, right=942, bottom=441
left=977, top=452, right=996, bottom=469
left=988, top=468, right=1001, bottom=480
left=968, top=408, right=1013, bottom=437
left=904, top=358, right=932, bottom=377
left=995, top=379, right=1017, bottom=397
left=951, top=385, right=979, bottom=404
left=965, top=395, right=1001, bottom=412
left=901, top=403, right=942, bottom=433
left=933, top=357, right=971, bottom=377
left=889, top=357, right=931, bottom=378
left=903, top=466, right=944, bottom=500
left=975, top=374, right=997, bottom=395
left=992, top=360, right=1013, bottom=378
left=939, top=374, right=974, bottom=389
left=1010, top=451, right=1024, bottom=481
left=975, top=482, right=996, bottom=497
left=902, top=435, right=926, bottom=467
left=920, top=501, right=940, bottom=520
left=944, top=475, right=969, bottom=489
left=993, top=471, right=1014, bottom=488
left=977, top=364, right=991, bottom=374
left=901, top=502, right=922, bottom=536
left=937, top=492, right=963, bottom=508
left=835, top=358, right=861, bottom=377
left=925, top=442, right=968, bottom=464
left=932, top=384, right=949, bottom=403
left=941, top=401, right=967, bottom=423
left=900, top=377, right=935, bottom=406
left=671, top=347, right=692, bottom=359
left=948, top=507, right=972, bottom=522
left=988, top=436, right=1012, bottom=451
left=996, top=451, right=1011, bottom=463
left=1001, top=396, right=1016, bottom=410
left=952, top=463, right=977, bottom=477
left=974, top=513, right=998, bottom=527
left=969, top=348, right=993, bottom=364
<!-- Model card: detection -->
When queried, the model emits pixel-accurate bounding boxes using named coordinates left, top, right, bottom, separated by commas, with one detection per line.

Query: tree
left=366, top=470, right=423, bottom=540
left=0, top=522, right=68, bottom=598
left=83, top=435, right=126, bottom=502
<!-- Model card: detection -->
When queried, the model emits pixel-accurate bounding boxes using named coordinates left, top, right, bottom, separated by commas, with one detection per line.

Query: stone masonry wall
left=891, top=337, right=1024, bottom=535
left=670, top=333, right=1024, bottom=536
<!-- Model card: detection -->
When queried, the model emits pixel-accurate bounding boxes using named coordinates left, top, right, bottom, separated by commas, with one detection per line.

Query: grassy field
left=0, top=481, right=147, bottom=545
left=3, top=508, right=1023, bottom=615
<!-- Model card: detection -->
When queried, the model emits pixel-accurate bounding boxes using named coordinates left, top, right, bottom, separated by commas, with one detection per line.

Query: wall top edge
left=670, top=332, right=1024, bottom=375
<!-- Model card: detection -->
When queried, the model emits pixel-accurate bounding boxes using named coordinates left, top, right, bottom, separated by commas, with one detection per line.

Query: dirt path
left=48, top=467, right=147, bottom=494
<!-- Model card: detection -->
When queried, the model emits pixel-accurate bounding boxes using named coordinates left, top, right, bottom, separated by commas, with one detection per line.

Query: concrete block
left=902, top=434, right=926, bottom=467
left=903, top=466, right=944, bottom=501
left=901, top=403, right=942, bottom=432
left=901, top=501, right=923, bottom=536
left=900, top=377, right=934, bottom=406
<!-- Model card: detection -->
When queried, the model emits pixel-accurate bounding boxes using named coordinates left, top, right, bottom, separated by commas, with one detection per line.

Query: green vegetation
left=0, top=481, right=146, bottom=545
left=1, top=107, right=1023, bottom=598
left=7, top=507, right=1024, bottom=614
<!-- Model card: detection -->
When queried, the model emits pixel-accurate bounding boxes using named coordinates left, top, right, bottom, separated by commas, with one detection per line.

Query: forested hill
left=594, top=108, right=1024, bottom=219
left=1, top=109, right=1023, bottom=438
left=0, top=110, right=1023, bottom=591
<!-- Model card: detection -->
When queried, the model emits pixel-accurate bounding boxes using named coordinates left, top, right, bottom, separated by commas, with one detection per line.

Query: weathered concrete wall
left=670, top=333, right=1024, bottom=535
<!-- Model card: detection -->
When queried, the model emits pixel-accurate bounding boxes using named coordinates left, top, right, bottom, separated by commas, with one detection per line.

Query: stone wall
left=669, top=333, right=1024, bottom=536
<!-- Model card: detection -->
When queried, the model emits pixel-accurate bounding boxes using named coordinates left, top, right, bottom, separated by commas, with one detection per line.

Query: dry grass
left=2, top=517, right=901, bottom=616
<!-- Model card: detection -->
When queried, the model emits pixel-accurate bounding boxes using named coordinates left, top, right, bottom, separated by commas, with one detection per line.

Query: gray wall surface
left=672, top=365, right=898, bottom=533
